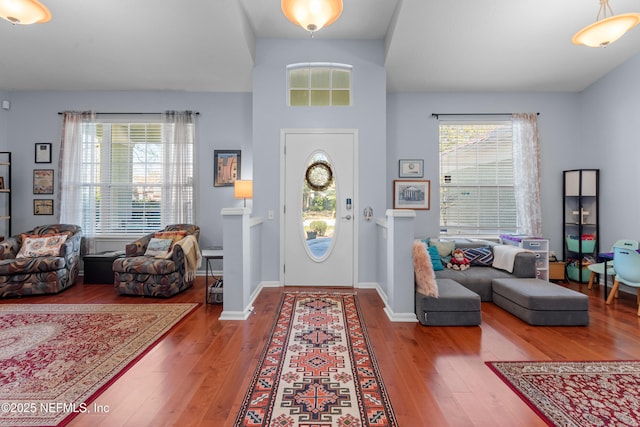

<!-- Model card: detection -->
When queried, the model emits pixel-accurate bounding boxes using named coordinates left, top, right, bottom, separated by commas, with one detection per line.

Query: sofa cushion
left=0, top=256, right=66, bottom=275
left=112, top=257, right=177, bottom=275
left=492, top=278, right=589, bottom=311
left=491, top=278, right=590, bottom=326
left=415, top=279, right=481, bottom=326
left=16, top=235, right=68, bottom=258
left=435, top=267, right=517, bottom=301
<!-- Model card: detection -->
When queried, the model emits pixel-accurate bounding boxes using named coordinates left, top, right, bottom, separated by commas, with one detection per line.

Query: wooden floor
left=3, top=278, right=640, bottom=427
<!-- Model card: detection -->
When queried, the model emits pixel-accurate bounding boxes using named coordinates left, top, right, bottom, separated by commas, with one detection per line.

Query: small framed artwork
left=33, top=169, right=54, bottom=194
left=393, top=180, right=430, bottom=210
left=35, top=143, right=52, bottom=164
left=399, top=159, right=424, bottom=178
left=214, top=150, right=241, bottom=187
left=34, top=199, right=54, bottom=215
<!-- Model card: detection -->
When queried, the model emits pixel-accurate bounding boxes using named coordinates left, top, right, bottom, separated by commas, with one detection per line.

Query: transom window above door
left=287, top=63, right=352, bottom=107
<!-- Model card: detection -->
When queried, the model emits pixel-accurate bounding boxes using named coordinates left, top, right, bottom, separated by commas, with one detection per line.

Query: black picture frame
left=35, top=143, right=52, bottom=164
left=214, top=150, right=241, bottom=187
left=34, top=199, right=54, bottom=215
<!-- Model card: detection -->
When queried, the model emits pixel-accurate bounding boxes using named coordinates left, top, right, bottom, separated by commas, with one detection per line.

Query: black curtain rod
left=57, top=111, right=199, bottom=115
left=432, top=112, right=539, bottom=119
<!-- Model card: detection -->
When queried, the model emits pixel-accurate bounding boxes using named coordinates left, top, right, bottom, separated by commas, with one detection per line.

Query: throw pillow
left=144, top=238, right=173, bottom=257
left=461, top=246, right=494, bottom=266
left=16, top=234, right=68, bottom=258
left=427, top=245, right=444, bottom=271
left=430, top=240, right=455, bottom=258
left=413, top=240, right=438, bottom=297
left=154, top=230, right=187, bottom=248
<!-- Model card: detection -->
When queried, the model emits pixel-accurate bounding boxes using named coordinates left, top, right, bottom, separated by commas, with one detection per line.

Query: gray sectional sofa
left=415, top=239, right=589, bottom=326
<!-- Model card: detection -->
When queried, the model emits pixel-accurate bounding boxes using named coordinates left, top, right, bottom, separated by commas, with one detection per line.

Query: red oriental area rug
left=487, top=360, right=640, bottom=426
left=0, top=303, right=197, bottom=427
left=235, top=292, right=397, bottom=427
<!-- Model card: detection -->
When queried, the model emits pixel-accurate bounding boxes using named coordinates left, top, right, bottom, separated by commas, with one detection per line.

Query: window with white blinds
left=439, top=121, right=517, bottom=236
left=80, top=117, right=194, bottom=235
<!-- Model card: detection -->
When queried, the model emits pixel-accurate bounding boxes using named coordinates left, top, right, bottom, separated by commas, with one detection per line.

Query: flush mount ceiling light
left=281, top=0, right=343, bottom=36
left=0, top=0, right=51, bottom=25
left=572, top=0, right=640, bottom=47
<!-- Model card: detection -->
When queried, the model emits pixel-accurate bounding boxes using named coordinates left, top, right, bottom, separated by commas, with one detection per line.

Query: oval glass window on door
left=301, top=151, right=337, bottom=261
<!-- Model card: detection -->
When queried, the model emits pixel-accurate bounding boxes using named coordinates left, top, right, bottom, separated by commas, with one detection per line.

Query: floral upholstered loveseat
left=112, top=224, right=200, bottom=298
left=0, top=224, right=83, bottom=297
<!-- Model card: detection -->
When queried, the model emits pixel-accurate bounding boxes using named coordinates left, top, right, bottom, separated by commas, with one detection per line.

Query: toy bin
left=566, top=236, right=596, bottom=253
left=566, top=264, right=590, bottom=283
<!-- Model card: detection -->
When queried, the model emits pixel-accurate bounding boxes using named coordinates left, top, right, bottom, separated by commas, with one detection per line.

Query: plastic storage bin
left=566, top=237, right=596, bottom=253
left=522, top=239, right=549, bottom=251
left=566, top=264, right=590, bottom=283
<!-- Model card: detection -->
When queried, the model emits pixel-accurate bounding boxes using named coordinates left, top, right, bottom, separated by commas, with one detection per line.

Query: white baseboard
left=383, top=306, right=418, bottom=323
left=355, top=282, right=378, bottom=289
left=218, top=308, right=253, bottom=320
left=360, top=282, right=417, bottom=322
left=260, top=281, right=283, bottom=288
left=219, top=281, right=282, bottom=321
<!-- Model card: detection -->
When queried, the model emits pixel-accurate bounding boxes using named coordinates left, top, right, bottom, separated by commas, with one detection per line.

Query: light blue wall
left=4, top=91, right=252, bottom=248
left=579, top=52, right=640, bottom=251
left=2, top=39, right=639, bottom=285
left=252, top=39, right=387, bottom=283
left=387, top=91, right=584, bottom=257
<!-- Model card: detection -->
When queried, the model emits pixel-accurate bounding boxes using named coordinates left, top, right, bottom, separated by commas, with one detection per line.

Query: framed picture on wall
left=214, top=150, right=241, bottom=187
left=399, top=159, right=423, bottom=178
left=35, top=143, right=52, bottom=164
left=34, top=199, right=54, bottom=215
left=33, top=169, right=54, bottom=194
left=393, top=179, right=430, bottom=210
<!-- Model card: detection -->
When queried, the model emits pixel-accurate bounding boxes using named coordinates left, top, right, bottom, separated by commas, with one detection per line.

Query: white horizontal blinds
left=79, top=116, right=193, bottom=235
left=439, top=121, right=517, bottom=236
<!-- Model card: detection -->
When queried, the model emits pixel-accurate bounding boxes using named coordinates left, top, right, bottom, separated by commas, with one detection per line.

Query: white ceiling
left=1, top=0, right=639, bottom=93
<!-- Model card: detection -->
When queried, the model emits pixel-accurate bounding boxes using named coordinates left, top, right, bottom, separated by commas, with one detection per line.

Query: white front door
left=282, top=129, right=357, bottom=286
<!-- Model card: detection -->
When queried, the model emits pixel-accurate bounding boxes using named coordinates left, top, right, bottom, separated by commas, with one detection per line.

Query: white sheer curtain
left=161, top=111, right=197, bottom=225
left=512, top=113, right=542, bottom=237
left=58, top=111, right=95, bottom=231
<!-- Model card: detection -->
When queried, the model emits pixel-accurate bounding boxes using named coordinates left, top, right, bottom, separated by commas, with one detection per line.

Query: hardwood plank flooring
left=2, top=278, right=639, bottom=426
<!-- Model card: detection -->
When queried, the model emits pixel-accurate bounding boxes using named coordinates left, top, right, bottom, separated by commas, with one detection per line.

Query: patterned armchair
left=0, top=224, right=83, bottom=297
left=113, top=224, right=200, bottom=298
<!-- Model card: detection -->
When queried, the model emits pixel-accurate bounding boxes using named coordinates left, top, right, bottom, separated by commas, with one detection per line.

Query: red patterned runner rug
left=235, top=292, right=397, bottom=427
left=486, top=360, right=640, bottom=426
left=0, top=303, right=198, bottom=427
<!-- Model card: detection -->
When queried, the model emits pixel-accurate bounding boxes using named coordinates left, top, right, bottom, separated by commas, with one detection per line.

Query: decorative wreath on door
left=305, top=161, right=333, bottom=191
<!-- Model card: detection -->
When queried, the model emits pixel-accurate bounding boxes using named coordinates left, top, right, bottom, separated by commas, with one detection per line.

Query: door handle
left=342, top=215, right=352, bottom=220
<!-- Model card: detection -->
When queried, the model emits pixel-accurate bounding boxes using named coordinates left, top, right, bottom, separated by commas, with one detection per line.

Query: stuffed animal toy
left=447, top=249, right=470, bottom=271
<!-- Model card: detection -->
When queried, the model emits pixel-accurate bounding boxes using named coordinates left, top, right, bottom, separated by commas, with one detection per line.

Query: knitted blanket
left=492, top=244, right=525, bottom=273
left=175, top=235, right=202, bottom=281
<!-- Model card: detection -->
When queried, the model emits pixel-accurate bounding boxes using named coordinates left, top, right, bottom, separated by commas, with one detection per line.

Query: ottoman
left=415, top=279, right=481, bottom=326
left=492, top=278, right=589, bottom=326
left=83, top=250, right=125, bottom=284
